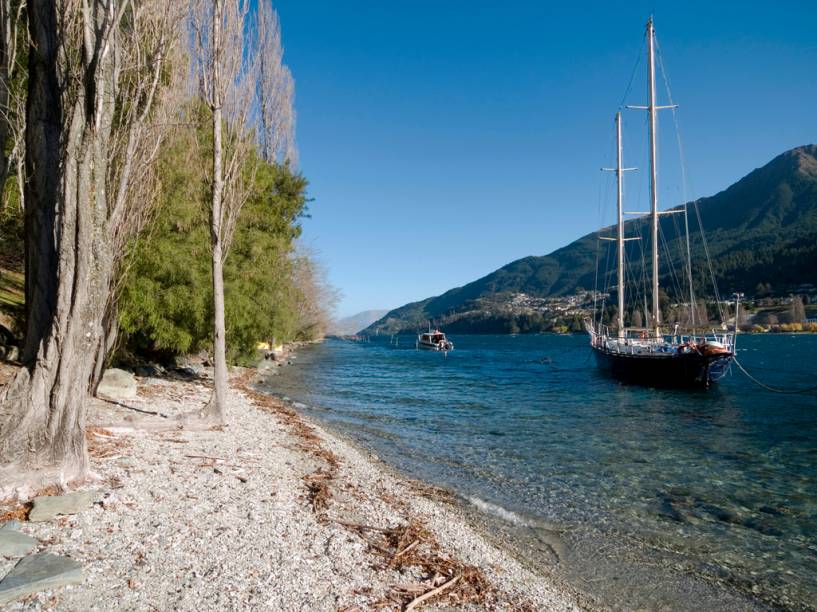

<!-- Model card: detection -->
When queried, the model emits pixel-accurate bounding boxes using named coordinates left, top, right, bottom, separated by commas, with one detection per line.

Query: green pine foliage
left=117, top=123, right=310, bottom=364
left=117, top=124, right=211, bottom=359
left=223, top=158, right=309, bottom=361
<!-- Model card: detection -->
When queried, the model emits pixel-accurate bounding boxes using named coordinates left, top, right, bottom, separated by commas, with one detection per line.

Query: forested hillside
left=367, top=145, right=817, bottom=334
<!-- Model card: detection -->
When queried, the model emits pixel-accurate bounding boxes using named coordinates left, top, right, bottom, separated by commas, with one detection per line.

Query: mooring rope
left=734, top=356, right=817, bottom=395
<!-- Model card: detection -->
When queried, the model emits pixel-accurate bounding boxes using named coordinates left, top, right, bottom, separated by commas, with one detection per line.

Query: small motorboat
left=417, top=330, right=454, bottom=351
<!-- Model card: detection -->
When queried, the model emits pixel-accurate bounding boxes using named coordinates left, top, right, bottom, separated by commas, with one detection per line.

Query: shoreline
left=0, top=367, right=584, bottom=610
left=268, top=394, right=597, bottom=609
left=257, top=341, right=782, bottom=612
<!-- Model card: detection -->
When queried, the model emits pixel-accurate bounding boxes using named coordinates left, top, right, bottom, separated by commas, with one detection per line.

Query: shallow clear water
left=260, top=334, right=817, bottom=610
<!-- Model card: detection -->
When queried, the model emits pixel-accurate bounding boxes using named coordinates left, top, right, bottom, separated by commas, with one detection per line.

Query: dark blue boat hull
left=592, top=346, right=733, bottom=388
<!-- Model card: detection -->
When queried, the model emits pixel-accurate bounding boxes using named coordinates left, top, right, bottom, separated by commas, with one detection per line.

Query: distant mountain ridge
left=365, top=145, right=817, bottom=335
left=329, top=309, right=390, bottom=336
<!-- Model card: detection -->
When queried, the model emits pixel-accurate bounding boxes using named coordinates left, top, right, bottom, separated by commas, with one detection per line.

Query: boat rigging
left=586, top=17, right=736, bottom=388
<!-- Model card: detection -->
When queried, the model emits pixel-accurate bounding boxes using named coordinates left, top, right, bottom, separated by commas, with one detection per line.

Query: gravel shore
left=1, top=369, right=583, bottom=610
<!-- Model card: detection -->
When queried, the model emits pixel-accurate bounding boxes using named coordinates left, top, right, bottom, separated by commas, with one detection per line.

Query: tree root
left=0, top=462, right=88, bottom=503
left=175, top=397, right=225, bottom=428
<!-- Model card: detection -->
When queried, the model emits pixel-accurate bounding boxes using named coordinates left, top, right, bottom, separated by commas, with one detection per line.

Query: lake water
left=258, top=334, right=817, bottom=610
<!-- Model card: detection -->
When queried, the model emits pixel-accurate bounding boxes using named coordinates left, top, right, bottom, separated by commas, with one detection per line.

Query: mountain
left=365, top=145, right=817, bottom=335
left=329, top=309, right=390, bottom=336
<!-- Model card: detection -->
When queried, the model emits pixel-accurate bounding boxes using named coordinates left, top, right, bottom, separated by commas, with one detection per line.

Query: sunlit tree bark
left=0, top=0, right=26, bottom=211
left=190, top=0, right=294, bottom=422
left=0, top=0, right=181, bottom=499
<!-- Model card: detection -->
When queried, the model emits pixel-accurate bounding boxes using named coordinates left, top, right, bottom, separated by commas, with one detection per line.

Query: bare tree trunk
left=203, top=101, right=228, bottom=421
left=0, top=0, right=179, bottom=499
left=209, top=245, right=228, bottom=418
left=0, top=0, right=11, bottom=191
left=189, top=0, right=295, bottom=423
left=0, top=0, right=111, bottom=497
left=92, top=305, right=119, bottom=395
left=191, top=0, right=254, bottom=422
left=0, top=0, right=28, bottom=214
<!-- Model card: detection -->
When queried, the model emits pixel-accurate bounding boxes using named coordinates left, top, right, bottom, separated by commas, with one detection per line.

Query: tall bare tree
left=291, top=246, right=340, bottom=341
left=0, top=0, right=27, bottom=210
left=190, top=0, right=295, bottom=423
left=0, top=0, right=181, bottom=498
left=256, top=1, right=296, bottom=166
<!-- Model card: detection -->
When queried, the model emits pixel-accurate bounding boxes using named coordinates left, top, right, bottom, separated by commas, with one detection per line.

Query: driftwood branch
left=405, top=576, right=461, bottom=611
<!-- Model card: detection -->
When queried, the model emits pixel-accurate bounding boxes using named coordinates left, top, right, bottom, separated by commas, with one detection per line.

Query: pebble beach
left=0, top=366, right=584, bottom=610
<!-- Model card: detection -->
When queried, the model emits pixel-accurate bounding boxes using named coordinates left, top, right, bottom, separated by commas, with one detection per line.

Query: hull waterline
left=592, top=346, right=733, bottom=388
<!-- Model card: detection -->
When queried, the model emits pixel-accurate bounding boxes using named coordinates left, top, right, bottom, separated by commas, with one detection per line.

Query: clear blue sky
left=273, top=1, right=817, bottom=318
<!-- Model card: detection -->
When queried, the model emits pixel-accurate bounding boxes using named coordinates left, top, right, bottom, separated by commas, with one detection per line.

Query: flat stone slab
left=0, top=530, right=37, bottom=558
left=28, top=490, right=99, bottom=522
left=0, top=553, right=82, bottom=605
left=0, top=520, right=22, bottom=531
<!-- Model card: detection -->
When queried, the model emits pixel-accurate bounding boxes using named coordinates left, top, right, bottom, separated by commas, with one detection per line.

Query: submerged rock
left=694, top=502, right=738, bottom=524
left=0, top=553, right=83, bottom=605
left=0, top=529, right=37, bottom=558
left=654, top=498, right=685, bottom=523
left=29, top=490, right=100, bottom=522
left=96, top=368, right=137, bottom=400
left=740, top=517, right=783, bottom=537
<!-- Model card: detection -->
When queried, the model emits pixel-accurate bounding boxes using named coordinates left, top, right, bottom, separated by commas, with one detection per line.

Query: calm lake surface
left=259, top=334, right=817, bottom=610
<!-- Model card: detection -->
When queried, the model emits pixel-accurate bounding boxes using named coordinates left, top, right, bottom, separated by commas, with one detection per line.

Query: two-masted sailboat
left=586, top=18, right=736, bottom=388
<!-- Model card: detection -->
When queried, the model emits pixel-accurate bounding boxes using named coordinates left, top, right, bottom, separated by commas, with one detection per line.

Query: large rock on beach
left=96, top=368, right=137, bottom=400
left=28, top=490, right=100, bottom=523
left=0, top=553, right=83, bottom=605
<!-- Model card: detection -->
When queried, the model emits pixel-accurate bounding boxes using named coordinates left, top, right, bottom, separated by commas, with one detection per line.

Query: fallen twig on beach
left=336, top=521, right=395, bottom=533
left=97, top=396, right=169, bottom=418
left=87, top=427, right=131, bottom=459
left=390, top=539, right=419, bottom=564
left=405, top=575, right=460, bottom=611
left=391, top=582, right=427, bottom=594
left=341, top=519, right=494, bottom=608
left=303, top=468, right=333, bottom=514
left=184, top=454, right=227, bottom=462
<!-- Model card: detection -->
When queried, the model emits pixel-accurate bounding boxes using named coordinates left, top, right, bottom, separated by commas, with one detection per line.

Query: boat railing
left=594, top=324, right=736, bottom=354
left=675, top=332, right=735, bottom=351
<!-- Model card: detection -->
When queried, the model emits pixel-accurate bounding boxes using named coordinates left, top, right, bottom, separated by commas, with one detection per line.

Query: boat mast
left=647, top=17, right=660, bottom=338
left=616, top=112, right=625, bottom=338
left=626, top=18, right=678, bottom=337
left=602, top=113, right=637, bottom=338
